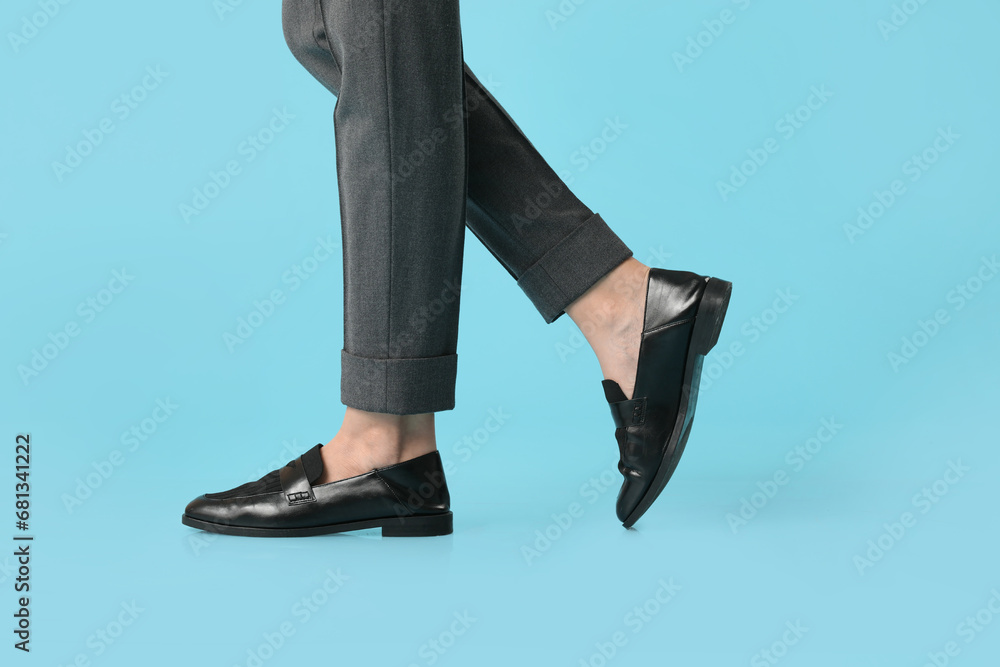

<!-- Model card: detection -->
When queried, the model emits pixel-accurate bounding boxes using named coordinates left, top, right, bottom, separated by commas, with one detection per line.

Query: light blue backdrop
left=3, top=0, right=999, bottom=665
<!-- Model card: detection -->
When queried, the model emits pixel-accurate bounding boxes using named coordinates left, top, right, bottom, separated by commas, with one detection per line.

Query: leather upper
left=604, top=269, right=708, bottom=521
left=185, top=445, right=451, bottom=530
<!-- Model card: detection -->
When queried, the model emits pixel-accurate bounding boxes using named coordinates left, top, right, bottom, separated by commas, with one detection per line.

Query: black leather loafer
left=603, top=268, right=732, bottom=528
left=181, top=445, right=452, bottom=537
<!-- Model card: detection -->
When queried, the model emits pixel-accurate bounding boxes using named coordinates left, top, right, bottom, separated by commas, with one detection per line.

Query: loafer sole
left=181, top=510, right=453, bottom=538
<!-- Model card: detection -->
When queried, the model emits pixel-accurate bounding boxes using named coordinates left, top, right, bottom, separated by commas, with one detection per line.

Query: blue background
left=3, top=0, right=999, bottom=665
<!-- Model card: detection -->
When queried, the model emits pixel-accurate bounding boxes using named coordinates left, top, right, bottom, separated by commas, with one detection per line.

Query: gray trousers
left=282, top=0, right=633, bottom=414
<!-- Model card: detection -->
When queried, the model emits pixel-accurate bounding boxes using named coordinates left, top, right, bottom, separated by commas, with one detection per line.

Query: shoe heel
left=691, top=278, right=732, bottom=354
left=381, top=512, right=453, bottom=537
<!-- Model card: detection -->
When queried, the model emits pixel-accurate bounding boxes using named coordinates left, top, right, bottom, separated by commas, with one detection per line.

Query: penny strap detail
left=279, top=444, right=324, bottom=505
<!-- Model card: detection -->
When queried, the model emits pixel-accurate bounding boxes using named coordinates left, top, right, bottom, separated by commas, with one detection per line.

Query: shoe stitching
left=643, top=316, right=694, bottom=337
left=374, top=470, right=404, bottom=505
left=374, top=470, right=413, bottom=516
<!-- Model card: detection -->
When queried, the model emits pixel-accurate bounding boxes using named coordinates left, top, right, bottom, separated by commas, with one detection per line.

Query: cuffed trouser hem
left=516, top=213, right=634, bottom=324
left=340, top=349, right=458, bottom=415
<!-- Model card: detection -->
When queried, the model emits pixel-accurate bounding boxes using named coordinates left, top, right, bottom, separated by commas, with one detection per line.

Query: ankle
left=566, top=259, right=650, bottom=337
left=337, top=408, right=437, bottom=461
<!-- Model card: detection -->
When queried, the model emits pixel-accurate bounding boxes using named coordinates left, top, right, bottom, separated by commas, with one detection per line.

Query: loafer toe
left=184, top=494, right=230, bottom=525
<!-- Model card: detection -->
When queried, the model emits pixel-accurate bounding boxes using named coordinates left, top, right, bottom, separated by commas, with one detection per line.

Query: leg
left=460, top=75, right=652, bottom=399
left=284, top=0, right=466, bottom=481
left=182, top=2, right=724, bottom=535
left=281, top=2, right=733, bottom=531
left=323, top=0, right=467, bottom=415
left=283, top=0, right=644, bottom=393
left=282, top=0, right=634, bottom=321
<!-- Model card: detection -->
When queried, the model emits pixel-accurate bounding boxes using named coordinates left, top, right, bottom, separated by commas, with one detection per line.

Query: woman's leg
left=459, top=71, right=650, bottom=398
left=321, top=0, right=467, bottom=415
left=282, top=0, right=646, bottom=481
left=283, top=0, right=467, bottom=481
left=284, top=5, right=634, bottom=308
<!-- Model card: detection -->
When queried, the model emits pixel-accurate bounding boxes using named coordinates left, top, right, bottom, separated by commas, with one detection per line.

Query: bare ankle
left=321, top=409, right=436, bottom=479
left=567, top=260, right=648, bottom=328
left=566, top=260, right=648, bottom=344
left=343, top=404, right=432, bottom=432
